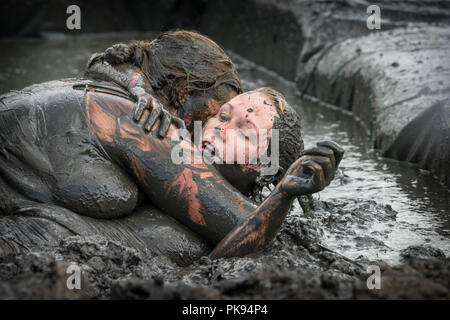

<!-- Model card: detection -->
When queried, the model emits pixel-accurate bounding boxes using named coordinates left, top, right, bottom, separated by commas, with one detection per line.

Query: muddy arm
left=209, top=141, right=344, bottom=259
left=85, top=52, right=153, bottom=102
left=86, top=91, right=343, bottom=256
left=85, top=53, right=185, bottom=137
left=86, top=90, right=254, bottom=243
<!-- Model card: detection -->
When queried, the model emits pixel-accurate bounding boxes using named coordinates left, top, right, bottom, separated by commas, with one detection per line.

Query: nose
left=209, top=115, right=243, bottom=141
left=203, top=126, right=221, bottom=142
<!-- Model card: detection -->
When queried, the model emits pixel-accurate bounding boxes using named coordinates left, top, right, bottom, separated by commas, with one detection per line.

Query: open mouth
left=201, top=140, right=217, bottom=157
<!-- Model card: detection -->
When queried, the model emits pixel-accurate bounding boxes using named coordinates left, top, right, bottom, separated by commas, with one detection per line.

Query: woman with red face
left=201, top=89, right=279, bottom=165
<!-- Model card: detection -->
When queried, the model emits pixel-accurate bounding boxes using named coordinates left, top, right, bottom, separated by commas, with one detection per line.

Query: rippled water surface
left=0, top=33, right=448, bottom=264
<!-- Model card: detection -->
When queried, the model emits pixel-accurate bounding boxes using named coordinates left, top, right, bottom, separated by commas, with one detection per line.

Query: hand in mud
left=280, top=141, right=344, bottom=196
left=132, top=92, right=186, bottom=138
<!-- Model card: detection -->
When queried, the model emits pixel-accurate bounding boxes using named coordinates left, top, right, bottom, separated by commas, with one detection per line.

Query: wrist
left=271, top=182, right=295, bottom=201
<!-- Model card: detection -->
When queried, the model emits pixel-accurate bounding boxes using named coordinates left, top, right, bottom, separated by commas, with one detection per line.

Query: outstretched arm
left=86, top=91, right=343, bottom=257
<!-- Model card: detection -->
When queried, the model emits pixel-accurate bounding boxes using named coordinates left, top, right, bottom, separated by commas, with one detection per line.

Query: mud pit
left=0, top=33, right=449, bottom=299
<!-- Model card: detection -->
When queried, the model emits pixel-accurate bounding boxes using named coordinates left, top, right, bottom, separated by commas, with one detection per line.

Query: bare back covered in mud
left=0, top=79, right=212, bottom=264
left=0, top=79, right=140, bottom=218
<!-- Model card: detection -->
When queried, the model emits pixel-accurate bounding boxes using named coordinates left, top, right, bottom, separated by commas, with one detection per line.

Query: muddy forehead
left=232, top=94, right=275, bottom=126
left=243, top=93, right=274, bottom=111
left=243, top=94, right=276, bottom=121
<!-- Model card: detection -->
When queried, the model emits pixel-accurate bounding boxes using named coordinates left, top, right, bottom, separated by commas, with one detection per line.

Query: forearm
left=85, top=61, right=152, bottom=100
left=122, top=140, right=294, bottom=250
left=115, top=142, right=257, bottom=244
left=86, top=90, right=301, bottom=255
left=105, top=115, right=292, bottom=248
left=208, top=184, right=294, bottom=259
left=86, top=90, right=256, bottom=243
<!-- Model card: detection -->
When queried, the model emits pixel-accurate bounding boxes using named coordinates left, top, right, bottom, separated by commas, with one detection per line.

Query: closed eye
left=218, top=103, right=233, bottom=122
left=219, top=112, right=229, bottom=122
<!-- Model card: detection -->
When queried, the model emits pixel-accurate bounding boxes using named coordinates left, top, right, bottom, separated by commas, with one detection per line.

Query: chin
left=212, top=162, right=260, bottom=196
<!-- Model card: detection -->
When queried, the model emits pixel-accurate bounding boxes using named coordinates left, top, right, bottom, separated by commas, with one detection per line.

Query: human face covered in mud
left=201, top=90, right=277, bottom=164
left=200, top=88, right=288, bottom=196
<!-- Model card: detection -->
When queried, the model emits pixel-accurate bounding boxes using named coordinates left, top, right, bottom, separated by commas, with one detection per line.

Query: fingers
left=133, top=95, right=160, bottom=122
left=171, top=116, right=187, bottom=130
left=302, top=146, right=336, bottom=179
left=284, top=157, right=303, bottom=176
left=158, top=112, right=186, bottom=137
left=282, top=158, right=325, bottom=195
left=132, top=97, right=147, bottom=121
left=301, top=159, right=325, bottom=193
left=317, top=141, right=344, bottom=168
left=281, top=175, right=313, bottom=195
left=143, top=103, right=162, bottom=132
left=135, top=96, right=186, bottom=137
left=282, top=141, right=344, bottom=196
left=305, top=155, right=333, bottom=184
left=158, top=111, right=172, bottom=138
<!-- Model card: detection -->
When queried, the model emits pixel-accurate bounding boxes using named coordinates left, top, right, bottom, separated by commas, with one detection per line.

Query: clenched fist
left=280, top=141, right=344, bottom=196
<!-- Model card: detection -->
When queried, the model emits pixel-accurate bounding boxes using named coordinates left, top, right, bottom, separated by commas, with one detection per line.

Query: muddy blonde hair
left=250, top=87, right=304, bottom=200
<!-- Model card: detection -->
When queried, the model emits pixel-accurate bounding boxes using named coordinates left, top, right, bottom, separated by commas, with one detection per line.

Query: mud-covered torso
left=0, top=79, right=141, bottom=218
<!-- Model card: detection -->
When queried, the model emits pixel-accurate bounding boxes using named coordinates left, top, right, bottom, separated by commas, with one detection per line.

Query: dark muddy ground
left=0, top=33, right=448, bottom=299
left=1, top=215, right=448, bottom=299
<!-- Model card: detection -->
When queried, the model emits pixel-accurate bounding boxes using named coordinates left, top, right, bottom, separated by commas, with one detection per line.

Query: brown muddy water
left=0, top=32, right=448, bottom=265
left=233, top=54, right=450, bottom=264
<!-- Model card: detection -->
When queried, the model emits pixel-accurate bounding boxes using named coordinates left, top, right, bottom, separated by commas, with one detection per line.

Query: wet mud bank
left=300, top=25, right=450, bottom=189
left=194, top=0, right=450, bottom=188
left=1, top=213, right=448, bottom=299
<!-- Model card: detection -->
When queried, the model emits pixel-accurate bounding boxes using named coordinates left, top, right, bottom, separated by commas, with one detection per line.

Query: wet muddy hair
left=104, top=30, right=242, bottom=107
left=250, top=87, right=304, bottom=200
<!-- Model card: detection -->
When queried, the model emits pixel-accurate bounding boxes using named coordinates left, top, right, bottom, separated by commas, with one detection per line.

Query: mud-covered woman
left=0, top=30, right=343, bottom=262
